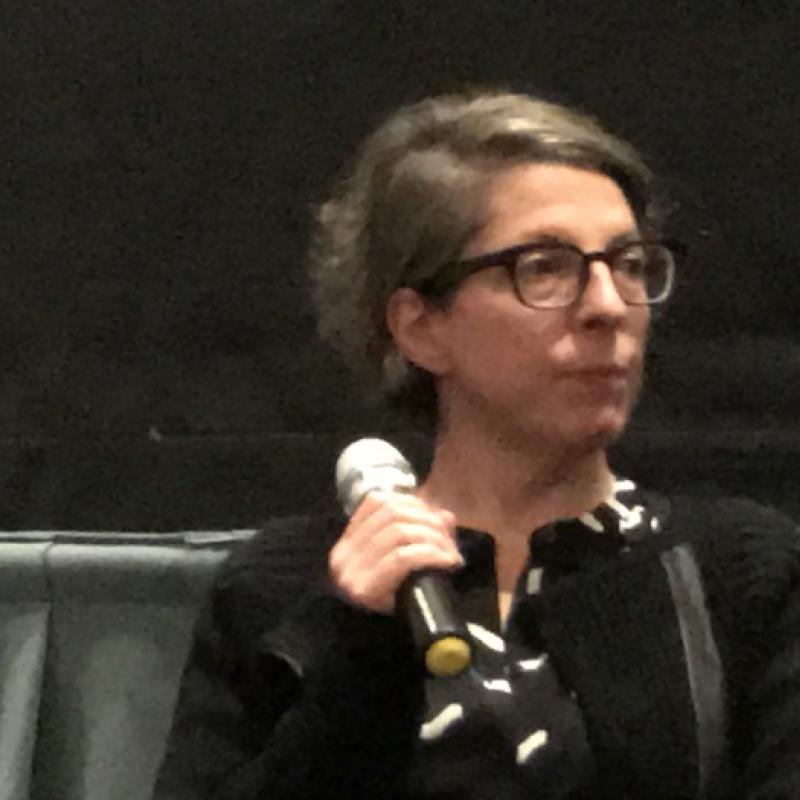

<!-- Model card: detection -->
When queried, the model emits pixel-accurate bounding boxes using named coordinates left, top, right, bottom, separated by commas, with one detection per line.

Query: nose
left=575, top=261, right=627, bottom=327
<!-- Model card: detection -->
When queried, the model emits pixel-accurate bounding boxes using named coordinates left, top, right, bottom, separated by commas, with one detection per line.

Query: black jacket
left=154, top=493, right=800, bottom=800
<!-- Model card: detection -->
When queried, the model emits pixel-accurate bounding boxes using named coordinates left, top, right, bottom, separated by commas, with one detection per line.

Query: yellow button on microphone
left=425, top=636, right=472, bottom=677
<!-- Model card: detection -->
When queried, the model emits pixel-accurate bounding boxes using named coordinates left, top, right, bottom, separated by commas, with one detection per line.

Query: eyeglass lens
left=514, top=244, right=673, bottom=308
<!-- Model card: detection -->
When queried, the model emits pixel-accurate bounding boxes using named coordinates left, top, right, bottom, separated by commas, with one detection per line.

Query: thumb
left=438, top=509, right=457, bottom=530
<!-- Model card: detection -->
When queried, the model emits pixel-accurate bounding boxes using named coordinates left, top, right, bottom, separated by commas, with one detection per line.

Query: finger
left=376, top=542, right=464, bottom=598
left=369, top=492, right=456, bottom=534
left=331, top=512, right=463, bottom=598
left=332, top=506, right=457, bottom=568
left=345, top=490, right=393, bottom=531
left=378, top=521, right=462, bottom=559
left=332, top=515, right=458, bottom=584
left=349, top=490, right=452, bottom=529
left=341, top=540, right=463, bottom=613
left=352, top=522, right=462, bottom=576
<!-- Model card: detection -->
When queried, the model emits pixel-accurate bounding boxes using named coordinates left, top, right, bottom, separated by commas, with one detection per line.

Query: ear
left=385, top=288, right=452, bottom=376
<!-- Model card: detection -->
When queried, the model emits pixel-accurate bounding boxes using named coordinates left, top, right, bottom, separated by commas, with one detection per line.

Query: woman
left=154, top=90, right=800, bottom=799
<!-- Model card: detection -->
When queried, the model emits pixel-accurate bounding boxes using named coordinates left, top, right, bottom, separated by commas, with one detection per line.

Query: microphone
left=335, top=438, right=472, bottom=678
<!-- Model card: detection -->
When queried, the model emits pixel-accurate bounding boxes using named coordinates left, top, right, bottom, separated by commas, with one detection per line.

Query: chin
left=567, top=407, right=630, bottom=453
left=551, top=379, right=638, bottom=449
left=571, top=428, right=622, bottom=457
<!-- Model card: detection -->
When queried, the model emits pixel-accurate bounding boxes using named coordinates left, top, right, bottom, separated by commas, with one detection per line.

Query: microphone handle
left=398, top=571, right=471, bottom=677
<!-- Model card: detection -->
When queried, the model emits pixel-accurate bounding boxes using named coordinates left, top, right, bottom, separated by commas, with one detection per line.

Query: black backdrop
left=2, top=0, right=799, bottom=528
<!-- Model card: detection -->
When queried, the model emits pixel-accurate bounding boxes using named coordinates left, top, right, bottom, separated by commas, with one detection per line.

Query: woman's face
left=426, top=163, right=650, bottom=452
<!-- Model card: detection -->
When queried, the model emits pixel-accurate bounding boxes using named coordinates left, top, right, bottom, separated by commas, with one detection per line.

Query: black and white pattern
left=406, top=479, right=661, bottom=800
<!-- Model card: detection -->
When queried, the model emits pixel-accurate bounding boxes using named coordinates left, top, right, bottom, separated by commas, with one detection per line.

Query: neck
left=417, top=400, right=619, bottom=601
left=418, top=422, right=615, bottom=543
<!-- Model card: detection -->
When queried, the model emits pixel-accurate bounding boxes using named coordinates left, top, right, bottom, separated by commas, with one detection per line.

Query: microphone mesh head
left=335, top=438, right=417, bottom=515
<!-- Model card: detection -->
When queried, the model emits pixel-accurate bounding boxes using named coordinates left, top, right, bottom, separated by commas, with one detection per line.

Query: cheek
left=632, top=307, right=651, bottom=342
left=462, top=308, right=553, bottom=373
left=438, top=314, right=518, bottom=389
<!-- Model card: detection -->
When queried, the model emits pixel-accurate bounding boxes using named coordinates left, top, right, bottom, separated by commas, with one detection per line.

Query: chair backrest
left=0, top=538, right=51, bottom=800
left=0, top=530, right=253, bottom=800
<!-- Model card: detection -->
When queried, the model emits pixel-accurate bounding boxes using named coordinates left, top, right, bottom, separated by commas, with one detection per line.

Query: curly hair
left=308, top=89, right=663, bottom=426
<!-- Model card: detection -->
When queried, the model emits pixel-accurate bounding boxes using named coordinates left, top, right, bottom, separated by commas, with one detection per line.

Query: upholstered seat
left=0, top=531, right=252, bottom=800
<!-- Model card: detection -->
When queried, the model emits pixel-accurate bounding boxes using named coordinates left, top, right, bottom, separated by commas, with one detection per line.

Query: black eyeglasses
left=411, top=239, right=683, bottom=309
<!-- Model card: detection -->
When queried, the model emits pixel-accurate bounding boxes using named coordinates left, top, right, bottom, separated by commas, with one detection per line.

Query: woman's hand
left=329, top=492, right=463, bottom=614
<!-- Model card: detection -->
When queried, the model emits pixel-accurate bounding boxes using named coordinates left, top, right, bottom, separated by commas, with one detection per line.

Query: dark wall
left=2, top=1, right=798, bottom=528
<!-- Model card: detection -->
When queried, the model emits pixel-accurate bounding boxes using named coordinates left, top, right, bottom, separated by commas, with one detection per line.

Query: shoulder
left=659, top=496, right=800, bottom=794
left=222, top=513, right=343, bottom=588
left=209, top=513, right=346, bottom=646
left=664, top=493, right=800, bottom=585
left=662, top=492, right=800, bottom=650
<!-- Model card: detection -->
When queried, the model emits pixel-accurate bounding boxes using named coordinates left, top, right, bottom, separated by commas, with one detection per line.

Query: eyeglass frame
left=407, top=238, right=684, bottom=309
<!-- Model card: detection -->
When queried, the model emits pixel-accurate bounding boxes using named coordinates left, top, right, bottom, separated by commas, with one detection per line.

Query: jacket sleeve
left=736, top=504, right=800, bottom=800
left=694, top=498, right=800, bottom=800
left=153, top=518, right=425, bottom=800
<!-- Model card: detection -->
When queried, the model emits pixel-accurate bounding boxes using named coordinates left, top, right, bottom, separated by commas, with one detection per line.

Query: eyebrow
left=606, top=230, right=642, bottom=249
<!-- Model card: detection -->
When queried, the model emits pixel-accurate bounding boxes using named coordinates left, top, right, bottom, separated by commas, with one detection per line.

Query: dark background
left=2, top=0, right=798, bottom=529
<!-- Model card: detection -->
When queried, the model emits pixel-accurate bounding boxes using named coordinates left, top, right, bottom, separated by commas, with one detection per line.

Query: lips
left=567, top=365, right=629, bottom=378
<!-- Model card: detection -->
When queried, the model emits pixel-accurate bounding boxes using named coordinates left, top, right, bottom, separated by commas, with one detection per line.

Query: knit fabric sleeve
left=153, top=514, right=425, bottom=800
left=683, top=496, right=800, bottom=800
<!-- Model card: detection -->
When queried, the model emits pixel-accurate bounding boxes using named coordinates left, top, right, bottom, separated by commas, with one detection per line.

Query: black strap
left=660, top=544, right=726, bottom=798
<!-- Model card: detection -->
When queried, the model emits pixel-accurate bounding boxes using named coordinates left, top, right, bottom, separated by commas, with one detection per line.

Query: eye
left=615, top=246, right=648, bottom=277
left=517, top=248, right=574, bottom=276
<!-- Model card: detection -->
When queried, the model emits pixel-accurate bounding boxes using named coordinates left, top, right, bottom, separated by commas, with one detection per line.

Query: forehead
left=468, top=163, right=638, bottom=253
